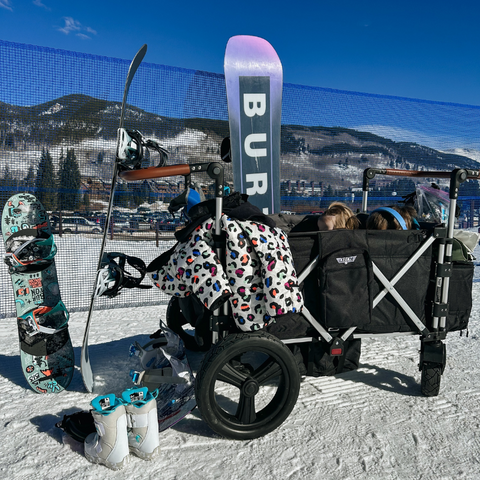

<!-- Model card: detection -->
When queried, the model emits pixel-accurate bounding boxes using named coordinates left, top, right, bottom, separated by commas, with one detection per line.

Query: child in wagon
left=317, top=201, right=360, bottom=231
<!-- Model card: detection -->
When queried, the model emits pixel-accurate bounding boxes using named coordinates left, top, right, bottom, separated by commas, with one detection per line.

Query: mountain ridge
left=1, top=94, right=478, bottom=191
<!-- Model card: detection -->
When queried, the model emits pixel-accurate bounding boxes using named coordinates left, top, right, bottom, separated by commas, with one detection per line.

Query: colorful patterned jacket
left=148, top=215, right=303, bottom=331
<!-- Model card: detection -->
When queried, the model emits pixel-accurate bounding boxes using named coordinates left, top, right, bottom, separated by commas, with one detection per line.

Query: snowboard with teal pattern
left=2, top=193, right=74, bottom=393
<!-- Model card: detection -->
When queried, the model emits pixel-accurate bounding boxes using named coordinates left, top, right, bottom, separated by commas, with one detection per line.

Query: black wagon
left=119, top=162, right=476, bottom=440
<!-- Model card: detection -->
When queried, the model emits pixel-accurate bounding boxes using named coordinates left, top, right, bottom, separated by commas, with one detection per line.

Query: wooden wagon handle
left=119, top=164, right=191, bottom=181
left=383, top=169, right=453, bottom=178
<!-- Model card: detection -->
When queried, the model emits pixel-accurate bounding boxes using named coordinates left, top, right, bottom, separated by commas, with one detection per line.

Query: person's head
left=366, top=206, right=416, bottom=230
left=317, top=201, right=359, bottom=231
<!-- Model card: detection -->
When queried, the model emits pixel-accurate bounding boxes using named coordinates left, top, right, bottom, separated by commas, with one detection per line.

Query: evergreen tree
left=2, top=164, right=13, bottom=186
left=57, top=148, right=81, bottom=211
left=36, top=148, right=56, bottom=210
left=0, top=165, right=16, bottom=205
left=82, top=193, right=91, bottom=212
left=24, top=165, right=36, bottom=192
left=132, top=181, right=149, bottom=206
left=323, top=184, right=334, bottom=197
left=114, top=182, right=129, bottom=208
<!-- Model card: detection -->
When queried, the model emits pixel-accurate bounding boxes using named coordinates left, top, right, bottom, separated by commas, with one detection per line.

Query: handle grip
left=119, top=164, right=191, bottom=181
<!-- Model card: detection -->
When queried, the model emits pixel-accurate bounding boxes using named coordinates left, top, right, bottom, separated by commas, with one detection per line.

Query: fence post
left=59, top=211, right=63, bottom=237
left=470, top=200, right=475, bottom=228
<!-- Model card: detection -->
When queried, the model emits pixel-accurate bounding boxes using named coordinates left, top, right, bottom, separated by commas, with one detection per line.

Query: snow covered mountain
left=0, top=94, right=478, bottom=191
left=440, top=148, right=480, bottom=164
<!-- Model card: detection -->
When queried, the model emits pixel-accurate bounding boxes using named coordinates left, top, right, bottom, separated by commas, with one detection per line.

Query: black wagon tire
left=421, top=363, right=442, bottom=397
left=195, top=331, right=301, bottom=440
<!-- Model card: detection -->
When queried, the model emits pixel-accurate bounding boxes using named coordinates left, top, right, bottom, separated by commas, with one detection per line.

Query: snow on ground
left=2, top=244, right=480, bottom=479
left=5, top=305, right=480, bottom=480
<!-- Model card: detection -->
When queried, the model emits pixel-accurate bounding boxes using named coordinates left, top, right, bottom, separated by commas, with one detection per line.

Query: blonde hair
left=366, top=205, right=416, bottom=230
left=318, top=201, right=360, bottom=230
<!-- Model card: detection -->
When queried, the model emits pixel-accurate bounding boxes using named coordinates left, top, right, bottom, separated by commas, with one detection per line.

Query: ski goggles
left=19, top=300, right=69, bottom=336
left=4, top=232, right=57, bottom=269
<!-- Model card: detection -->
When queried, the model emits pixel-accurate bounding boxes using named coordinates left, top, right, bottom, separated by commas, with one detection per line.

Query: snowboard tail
left=2, top=193, right=74, bottom=393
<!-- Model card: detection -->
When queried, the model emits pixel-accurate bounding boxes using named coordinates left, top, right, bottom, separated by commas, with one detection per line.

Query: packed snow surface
left=2, top=243, right=480, bottom=479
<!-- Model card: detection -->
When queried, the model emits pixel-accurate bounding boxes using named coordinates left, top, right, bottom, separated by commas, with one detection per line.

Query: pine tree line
left=0, top=146, right=173, bottom=211
left=0, top=147, right=83, bottom=211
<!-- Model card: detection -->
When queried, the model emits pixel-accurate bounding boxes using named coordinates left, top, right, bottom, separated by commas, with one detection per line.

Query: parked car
left=136, top=206, right=151, bottom=214
left=55, top=216, right=103, bottom=234
left=147, top=211, right=170, bottom=228
left=155, top=216, right=185, bottom=231
left=97, top=213, right=131, bottom=233
left=129, top=215, right=151, bottom=231
left=112, top=214, right=131, bottom=232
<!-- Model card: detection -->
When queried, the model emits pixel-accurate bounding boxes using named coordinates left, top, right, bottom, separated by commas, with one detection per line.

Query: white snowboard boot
left=122, top=386, right=160, bottom=460
left=84, top=393, right=129, bottom=470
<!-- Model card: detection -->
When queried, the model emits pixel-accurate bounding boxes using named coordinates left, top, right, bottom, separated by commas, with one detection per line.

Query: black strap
left=101, top=252, right=152, bottom=296
left=19, top=326, right=70, bottom=356
left=55, top=410, right=96, bottom=443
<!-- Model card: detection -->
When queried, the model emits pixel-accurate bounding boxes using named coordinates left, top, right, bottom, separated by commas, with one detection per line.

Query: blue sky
left=1, top=0, right=480, bottom=106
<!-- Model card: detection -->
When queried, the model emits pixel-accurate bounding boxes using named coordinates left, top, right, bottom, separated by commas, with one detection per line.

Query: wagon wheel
left=420, top=363, right=442, bottom=397
left=419, top=341, right=444, bottom=397
left=195, top=331, right=300, bottom=440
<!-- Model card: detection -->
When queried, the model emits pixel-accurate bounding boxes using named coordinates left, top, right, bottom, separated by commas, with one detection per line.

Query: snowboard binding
left=18, top=300, right=69, bottom=336
left=116, top=128, right=168, bottom=171
left=4, top=228, right=57, bottom=270
left=94, top=252, right=152, bottom=298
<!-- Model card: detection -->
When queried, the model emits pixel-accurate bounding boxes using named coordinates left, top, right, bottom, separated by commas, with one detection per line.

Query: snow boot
left=122, top=386, right=160, bottom=460
left=84, top=394, right=129, bottom=470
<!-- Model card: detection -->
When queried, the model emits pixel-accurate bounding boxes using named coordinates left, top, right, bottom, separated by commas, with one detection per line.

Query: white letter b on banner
left=243, top=93, right=266, bottom=117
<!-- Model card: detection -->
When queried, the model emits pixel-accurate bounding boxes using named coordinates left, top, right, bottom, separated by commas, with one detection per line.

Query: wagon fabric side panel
left=279, top=228, right=374, bottom=333
left=266, top=228, right=317, bottom=340
left=266, top=215, right=318, bottom=339
left=424, top=237, right=474, bottom=332
left=444, top=261, right=474, bottom=331
left=277, top=226, right=434, bottom=337
left=366, top=229, right=432, bottom=333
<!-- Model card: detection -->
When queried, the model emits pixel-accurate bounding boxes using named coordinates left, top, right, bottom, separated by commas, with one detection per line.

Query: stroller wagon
left=119, top=162, right=476, bottom=440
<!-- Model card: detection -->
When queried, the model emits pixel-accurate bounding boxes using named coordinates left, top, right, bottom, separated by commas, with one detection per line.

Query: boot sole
left=130, top=444, right=160, bottom=460
left=84, top=450, right=130, bottom=470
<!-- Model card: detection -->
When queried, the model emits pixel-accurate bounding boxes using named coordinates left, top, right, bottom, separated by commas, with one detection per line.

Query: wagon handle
left=361, top=167, right=480, bottom=212
left=362, top=167, right=480, bottom=190
left=362, top=167, right=480, bottom=195
left=119, top=164, right=192, bottom=181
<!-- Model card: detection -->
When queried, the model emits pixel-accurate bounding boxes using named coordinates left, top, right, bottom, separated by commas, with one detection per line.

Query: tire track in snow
left=441, top=387, right=480, bottom=422
left=360, top=337, right=420, bottom=366
left=427, top=397, right=461, bottom=419
left=295, top=335, right=422, bottom=414
left=299, top=376, right=371, bottom=409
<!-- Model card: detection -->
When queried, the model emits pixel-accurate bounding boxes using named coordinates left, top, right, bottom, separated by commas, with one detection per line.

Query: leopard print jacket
left=148, top=215, right=303, bottom=332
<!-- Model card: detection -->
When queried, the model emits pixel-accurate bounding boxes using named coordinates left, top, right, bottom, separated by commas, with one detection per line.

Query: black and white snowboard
left=81, top=44, right=148, bottom=393
left=224, top=35, right=283, bottom=214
